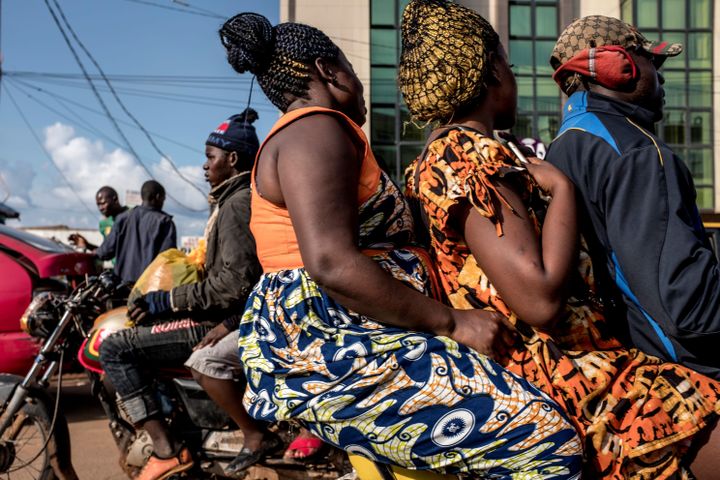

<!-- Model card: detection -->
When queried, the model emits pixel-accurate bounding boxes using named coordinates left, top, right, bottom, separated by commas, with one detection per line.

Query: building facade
left=281, top=0, right=719, bottom=211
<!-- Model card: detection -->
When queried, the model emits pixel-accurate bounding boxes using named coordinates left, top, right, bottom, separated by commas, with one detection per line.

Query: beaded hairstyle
left=399, top=0, right=500, bottom=124
left=220, top=13, right=340, bottom=112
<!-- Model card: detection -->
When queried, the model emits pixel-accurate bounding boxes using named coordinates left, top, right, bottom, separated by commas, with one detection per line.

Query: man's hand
left=129, top=291, right=172, bottom=324
left=448, top=309, right=516, bottom=360
left=68, top=233, right=88, bottom=249
left=193, top=323, right=231, bottom=351
left=68, top=233, right=99, bottom=252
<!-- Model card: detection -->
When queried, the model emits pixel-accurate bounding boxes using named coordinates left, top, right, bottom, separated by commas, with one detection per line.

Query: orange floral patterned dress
left=406, top=127, right=720, bottom=480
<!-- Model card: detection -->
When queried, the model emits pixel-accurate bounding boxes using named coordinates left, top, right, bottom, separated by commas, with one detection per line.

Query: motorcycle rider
left=99, top=109, right=264, bottom=480
left=213, top=10, right=582, bottom=480
left=546, top=16, right=720, bottom=381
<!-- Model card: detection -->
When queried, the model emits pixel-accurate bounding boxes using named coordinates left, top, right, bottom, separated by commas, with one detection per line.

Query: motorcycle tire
left=0, top=397, right=59, bottom=480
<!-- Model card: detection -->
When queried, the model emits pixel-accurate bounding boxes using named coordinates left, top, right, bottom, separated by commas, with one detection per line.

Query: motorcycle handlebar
left=72, top=271, right=126, bottom=302
left=98, top=271, right=122, bottom=293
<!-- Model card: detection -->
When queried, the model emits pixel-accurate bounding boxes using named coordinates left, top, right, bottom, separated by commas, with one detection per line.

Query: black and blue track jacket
left=547, top=91, right=720, bottom=379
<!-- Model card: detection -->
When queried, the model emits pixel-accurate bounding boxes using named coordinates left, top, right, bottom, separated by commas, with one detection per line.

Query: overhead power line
left=5, top=70, right=253, bottom=85
left=7, top=78, right=127, bottom=151
left=9, top=77, right=263, bottom=155
left=13, top=74, right=278, bottom=112
left=41, top=0, right=161, bottom=187
left=170, top=0, right=226, bottom=19
left=8, top=77, right=204, bottom=154
left=120, top=0, right=224, bottom=19
left=42, top=0, right=206, bottom=213
left=4, top=85, right=97, bottom=216
left=48, top=0, right=208, bottom=207
left=118, top=0, right=392, bottom=55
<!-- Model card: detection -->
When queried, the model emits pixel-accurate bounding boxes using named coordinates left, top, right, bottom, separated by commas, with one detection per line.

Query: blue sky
left=0, top=0, right=279, bottom=237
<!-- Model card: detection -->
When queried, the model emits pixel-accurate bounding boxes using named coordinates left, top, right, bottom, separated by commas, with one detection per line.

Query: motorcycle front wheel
left=0, top=398, right=58, bottom=480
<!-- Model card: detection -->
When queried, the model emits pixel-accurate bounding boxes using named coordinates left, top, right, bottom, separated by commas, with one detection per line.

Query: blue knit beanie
left=206, top=108, right=260, bottom=159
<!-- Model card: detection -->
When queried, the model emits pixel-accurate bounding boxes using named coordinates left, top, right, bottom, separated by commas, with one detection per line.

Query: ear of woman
left=487, top=51, right=502, bottom=85
left=314, top=57, right=337, bottom=85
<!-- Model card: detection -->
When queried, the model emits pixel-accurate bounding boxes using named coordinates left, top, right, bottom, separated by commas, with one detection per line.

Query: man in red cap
left=546, top=15, right=720, bottom=380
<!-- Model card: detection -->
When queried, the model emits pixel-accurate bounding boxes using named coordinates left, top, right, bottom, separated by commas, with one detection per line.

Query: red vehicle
left=0, top=224, right=96, bottom=374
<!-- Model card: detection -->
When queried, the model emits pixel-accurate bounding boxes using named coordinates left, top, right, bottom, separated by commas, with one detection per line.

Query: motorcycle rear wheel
left=0, top=400, right=57, bottom=480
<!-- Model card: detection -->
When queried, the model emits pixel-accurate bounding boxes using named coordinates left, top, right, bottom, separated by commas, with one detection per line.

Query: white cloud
left=151, top=156, right=208, bottom=212
left=0, top=159, right=35, bottom=207
left=2, top=123, right=210, bottom=237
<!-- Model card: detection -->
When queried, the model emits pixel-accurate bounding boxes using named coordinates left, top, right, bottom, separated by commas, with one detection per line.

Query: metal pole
left=0, top=0, right=4, bottom=106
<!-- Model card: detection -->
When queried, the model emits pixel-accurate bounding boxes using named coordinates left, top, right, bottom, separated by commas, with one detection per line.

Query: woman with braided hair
left=220, top=11, right=582, bottom=479
left=401, top=1, right=720, bottom=478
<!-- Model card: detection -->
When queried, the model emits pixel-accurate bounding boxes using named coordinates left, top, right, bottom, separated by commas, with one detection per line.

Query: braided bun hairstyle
left=220, top=13, right=340, bottom=111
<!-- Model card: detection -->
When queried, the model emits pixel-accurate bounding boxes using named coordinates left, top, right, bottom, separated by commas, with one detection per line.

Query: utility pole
left=0, top=0, right=4, bottom=106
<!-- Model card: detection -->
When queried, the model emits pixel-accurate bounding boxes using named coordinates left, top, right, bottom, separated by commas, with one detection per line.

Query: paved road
left=57, top=377, right=127, bottom=480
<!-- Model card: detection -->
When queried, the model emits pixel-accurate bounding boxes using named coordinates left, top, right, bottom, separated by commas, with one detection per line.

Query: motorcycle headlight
left=20, top=292, right=61, bottom=338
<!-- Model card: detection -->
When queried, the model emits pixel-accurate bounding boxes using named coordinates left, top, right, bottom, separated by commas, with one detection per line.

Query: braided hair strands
left=399, top=0, right=500, bottom=124
left=220, top=13, right=274, bottom=75
left=220, top=13, right=340, bottom=111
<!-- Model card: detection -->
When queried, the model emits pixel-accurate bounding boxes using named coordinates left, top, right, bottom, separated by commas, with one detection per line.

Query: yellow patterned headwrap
left=399, top=0, right=499, bottom=124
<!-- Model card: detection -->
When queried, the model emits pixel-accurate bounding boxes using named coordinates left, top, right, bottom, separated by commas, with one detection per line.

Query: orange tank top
left=250, top=107, right=382, bottom=273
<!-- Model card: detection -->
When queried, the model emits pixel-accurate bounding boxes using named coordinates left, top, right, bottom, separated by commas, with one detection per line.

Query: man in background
left=69, top=186, right=129, bottom=250
left=96, top=180, right=176, bottom=284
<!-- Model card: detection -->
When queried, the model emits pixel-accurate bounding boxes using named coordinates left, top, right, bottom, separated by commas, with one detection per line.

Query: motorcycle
left=0, top=272, right=351, bottom=480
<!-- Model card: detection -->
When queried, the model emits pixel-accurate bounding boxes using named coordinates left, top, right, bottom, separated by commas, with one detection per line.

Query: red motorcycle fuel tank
left=78, top=307, right=129, bottom=374
left=78, top=308, right=193, bottom=378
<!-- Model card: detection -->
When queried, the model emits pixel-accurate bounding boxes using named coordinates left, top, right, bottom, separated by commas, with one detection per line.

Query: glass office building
left=283, top=0, right=718, bottom=210
left=509, top=0, right=562, bottom=145
left=370, top=0, right=425, bottom=183
left=622, top=0, right=714, bottom=209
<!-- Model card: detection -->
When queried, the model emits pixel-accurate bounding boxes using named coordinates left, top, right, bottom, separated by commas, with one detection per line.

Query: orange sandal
left=135, top=447, right=193, bottom=480
left=283, top=434, right=325, bottom=461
